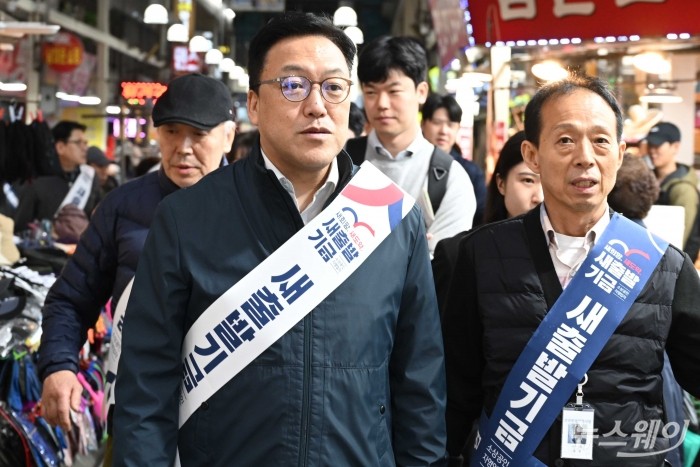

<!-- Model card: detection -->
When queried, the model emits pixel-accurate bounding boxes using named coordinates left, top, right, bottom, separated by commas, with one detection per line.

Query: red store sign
left=42, top=32, right=84, bottom=73
left=468, top=0, right=698, bottom=44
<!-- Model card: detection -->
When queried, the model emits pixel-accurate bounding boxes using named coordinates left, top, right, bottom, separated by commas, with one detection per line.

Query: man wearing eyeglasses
left=13, top=120, right=102, bottom=233
left=113, top=12, right=446, bottom=467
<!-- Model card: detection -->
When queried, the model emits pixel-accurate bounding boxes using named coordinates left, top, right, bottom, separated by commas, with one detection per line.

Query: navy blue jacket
left=113, top=149, right=447, bottom=466
left=38, top=170, right=179, bottom=380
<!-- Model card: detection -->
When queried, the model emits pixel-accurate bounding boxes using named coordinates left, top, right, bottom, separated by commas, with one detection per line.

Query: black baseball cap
left=645, top=122, right=681, bottom=147
left=87, top=146, right=111, bottom=167
left=152, top=73, right=234, bottom=130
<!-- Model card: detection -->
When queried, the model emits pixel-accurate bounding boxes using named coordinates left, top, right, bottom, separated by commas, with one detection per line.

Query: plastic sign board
left=468, top=0, right=698, bottom=44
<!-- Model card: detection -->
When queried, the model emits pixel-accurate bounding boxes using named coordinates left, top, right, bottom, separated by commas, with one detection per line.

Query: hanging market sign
left=429, top=0, right=470, bottom=69
left=468, top=0, right=699, bottom=44
left=42, top=32, right=84, bottom=73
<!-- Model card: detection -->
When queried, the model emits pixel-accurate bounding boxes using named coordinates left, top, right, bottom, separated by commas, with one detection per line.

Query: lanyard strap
left=472, top=214, right=668, bottom=466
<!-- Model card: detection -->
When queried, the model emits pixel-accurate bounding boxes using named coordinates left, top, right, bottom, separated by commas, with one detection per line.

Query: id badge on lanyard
left=561, top=374, right=594, bottom=460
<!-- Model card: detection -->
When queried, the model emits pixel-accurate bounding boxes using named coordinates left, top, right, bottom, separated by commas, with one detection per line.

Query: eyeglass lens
left=280, top=77, right=350, bottom=103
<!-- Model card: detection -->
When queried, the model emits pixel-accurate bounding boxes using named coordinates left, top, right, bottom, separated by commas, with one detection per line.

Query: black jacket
left=441, top=207, right=700, bottom=466
left=38, top=170, right=179, bottom=380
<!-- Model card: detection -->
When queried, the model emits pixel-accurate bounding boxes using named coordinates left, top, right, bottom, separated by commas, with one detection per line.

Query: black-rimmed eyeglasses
left=254, top=76, right=353, bottom=104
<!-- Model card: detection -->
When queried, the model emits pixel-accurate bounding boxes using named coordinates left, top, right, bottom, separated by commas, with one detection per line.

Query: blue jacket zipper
left=298, top=314, right=312, bottom=466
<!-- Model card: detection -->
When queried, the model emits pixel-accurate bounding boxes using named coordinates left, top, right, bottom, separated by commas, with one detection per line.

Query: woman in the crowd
left=483, top=130, right=543, bottom=222
left=432, top=131, right=542, bottom=312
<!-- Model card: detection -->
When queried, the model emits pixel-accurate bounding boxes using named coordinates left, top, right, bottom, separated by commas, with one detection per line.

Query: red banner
left=429, top=0, right=470, bottom=69
left=468, top=0, right=698, bottom=44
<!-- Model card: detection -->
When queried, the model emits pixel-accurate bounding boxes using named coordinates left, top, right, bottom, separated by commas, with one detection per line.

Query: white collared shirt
left=261, top=150, right=339, bottom=225
left=539, top=203, right=610, bottom=288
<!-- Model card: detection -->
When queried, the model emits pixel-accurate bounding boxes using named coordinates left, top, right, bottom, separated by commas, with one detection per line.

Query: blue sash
left=471, top=214, right=668, bottom=467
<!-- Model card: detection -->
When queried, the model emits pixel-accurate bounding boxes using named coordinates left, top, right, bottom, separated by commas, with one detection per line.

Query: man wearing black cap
left=87, top=146, right=119, bottom=196
left=646, top=121, right=700, bottom=260
left=38, top=73, right=235, bottom=465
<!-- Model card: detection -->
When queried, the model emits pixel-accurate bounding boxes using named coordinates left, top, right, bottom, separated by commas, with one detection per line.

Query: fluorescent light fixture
left=223, top=8, right=236, bottom=21
left=167, top=23, right=188, bottom=43
left=0, top=21, right=60, bottom=37
left=56, top=92, right=80, bottom=102
left=79, top=96, right=102, bottom=105
left=144, top=4, right=169, bottom=25
left=531, top=61, right=568, bottom=82
left=105, top=105, right=121, bottom=114
left=639, top=86, right=683, bottom=104
left=0, top=82, right=26, bottom=92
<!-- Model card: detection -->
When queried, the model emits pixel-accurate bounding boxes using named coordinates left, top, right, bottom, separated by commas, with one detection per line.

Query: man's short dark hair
left=248, top=12, right=356, bottom=93
left=524, top=75, right=623, bottom=147
left=52, top=120, right=87, bottom=143
left=422, top=93, right=462, bottom=123
left=608, top=154, right=659, bottom=220
left=357, top=36, right=427, bottom=87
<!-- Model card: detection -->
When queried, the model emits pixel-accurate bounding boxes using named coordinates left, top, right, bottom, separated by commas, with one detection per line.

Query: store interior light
left=219, top=57, right=235, bottom=74
left=333, top=6, right=358, bottom=27
left=205, top=48, right=223, bottom=65
left=632, top=52, right=671, bottom=75
left=343, top=26, right=364, bottom=45
left=0, top=82, right=26, bottom=92
left=0, top=21, right=60, bottom=37
left=167, top=23, right=188, bottom=43
left=105, top=105, right=122, bottom=115
left=223, top=8, right=236, bottom=22
left=79, top=96, right=102, bottom=106
left=189, top=35, right=212, bottom=53
left=531, top=61, right=568, bottom=82
left=639, top=85, right=683, bottom=104
left=144, top=4, right=169, bottom=25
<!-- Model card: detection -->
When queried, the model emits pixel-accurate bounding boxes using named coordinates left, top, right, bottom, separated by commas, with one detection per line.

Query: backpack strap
left=344, top=136, right=368, bottom=166
left=427, top=147, right=453, bottom=213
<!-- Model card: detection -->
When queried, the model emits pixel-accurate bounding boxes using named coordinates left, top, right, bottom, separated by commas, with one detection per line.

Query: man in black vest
left=440, top=75, right=700, bottom=466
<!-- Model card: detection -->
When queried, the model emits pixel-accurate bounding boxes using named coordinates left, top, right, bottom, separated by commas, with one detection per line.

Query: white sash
left=103, top=277, right=133, bottom=415
left=178, top=161, right=415, bottom=426
left=56, top=164, right=95, bottom=214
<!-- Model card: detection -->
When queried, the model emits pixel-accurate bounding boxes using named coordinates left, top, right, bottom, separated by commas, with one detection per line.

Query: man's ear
left=416, top=81, right=429, bottom=105
left=247, top=90, right=259, bottom=126
left=521, top=139, right=540, bottom=174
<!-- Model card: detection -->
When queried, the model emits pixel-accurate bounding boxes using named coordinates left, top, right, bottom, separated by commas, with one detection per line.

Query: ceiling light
left=144, top=4, right=169, bottom=25
left=343, top=26, right=364, bottom=45
left=0, top=82, right=26, bottom=92
left=632, top=52, right=671, bottom=75
left=189, top=35, right=211, bottom=53
left=639, top=85, right=683, bottom=104
left=223, top=8, right=236, bottom=22
left=167, top=23, right=188, bottom=43
left=219, top=58, right=235, bottom=73
left=106, top=105, right=121, bottom=114
left=79, top=96, right=102, bottom=106
left=531, top=61, right=568, bottom=82
left=205, top=48, right=223, bottom=65
left=333, top=6, right=358, bottom=27
left=0, top=21, right=60, bottom=37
